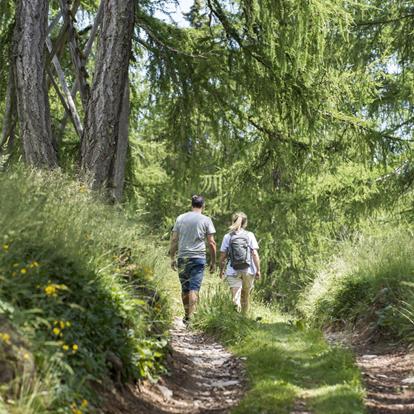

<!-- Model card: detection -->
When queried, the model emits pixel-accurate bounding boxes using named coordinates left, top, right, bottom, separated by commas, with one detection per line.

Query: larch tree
left=80, top=0, right=135, bottom=195
left=12, top=0, right=58, bottom=167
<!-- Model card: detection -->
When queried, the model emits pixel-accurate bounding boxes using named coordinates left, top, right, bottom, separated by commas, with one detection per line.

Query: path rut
left=325, top=331, right=414, bottom=414
left=103, top=317, right=246, bottom=413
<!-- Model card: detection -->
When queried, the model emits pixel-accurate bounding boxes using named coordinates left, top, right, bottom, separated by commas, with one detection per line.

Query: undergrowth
left=299, top=224, right=414, bottom=341
left=0, top=168, right=171, bottom=413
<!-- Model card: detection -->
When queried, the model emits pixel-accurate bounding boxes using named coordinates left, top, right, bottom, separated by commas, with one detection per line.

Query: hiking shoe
left=182, top=316, right=190, bottom=326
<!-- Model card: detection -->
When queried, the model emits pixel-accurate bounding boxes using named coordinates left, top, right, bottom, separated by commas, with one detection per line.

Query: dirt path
left=103, top=317, right=246, bottom=413
left=325, top=331, right=414, bottom=414
left=358, top=348, right=414, bottom=413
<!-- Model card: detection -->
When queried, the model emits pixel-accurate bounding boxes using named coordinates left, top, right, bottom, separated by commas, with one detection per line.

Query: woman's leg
left=241, top=274, right=254, bottom=314
left=231, top=287, right=241, bottom=312
left=226, top=276, right=242, bottom=311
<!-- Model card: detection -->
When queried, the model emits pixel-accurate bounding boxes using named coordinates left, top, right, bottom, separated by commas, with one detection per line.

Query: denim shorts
left=178, top=258, right=206, bottom=293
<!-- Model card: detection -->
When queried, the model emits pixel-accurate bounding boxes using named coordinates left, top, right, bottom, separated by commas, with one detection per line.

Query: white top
left=220, top=230, right=259, bottom=276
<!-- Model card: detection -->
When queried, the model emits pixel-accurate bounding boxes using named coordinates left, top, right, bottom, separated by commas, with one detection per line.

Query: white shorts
left=225, top=272, right=255, bottom=289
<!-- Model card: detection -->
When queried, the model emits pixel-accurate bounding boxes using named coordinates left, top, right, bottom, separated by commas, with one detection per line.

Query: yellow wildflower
left=71, top=409, right=82, bottom=414
left=29, top=261, right=39, bottom=268
left=20, top=268, right=27, bottom=274
left=81, top=399, right=88, bottom=407
left=72, top=344, right=78, bottom=352
left=53, top=327, right=60, bottom=336
left=44, top=284, right=57, bottom=296
left=0, top=333, right=11, bottom=344
left=60, top=321, right=66, bottom=329
left=66, top=321, right=71, bottom=327
left=2, top=244, right=9, bottom=251
left=62, top=344, right=69, bottom=352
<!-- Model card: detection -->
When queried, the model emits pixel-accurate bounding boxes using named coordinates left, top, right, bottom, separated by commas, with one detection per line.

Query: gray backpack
left=228, top=230, right=251, bottom=270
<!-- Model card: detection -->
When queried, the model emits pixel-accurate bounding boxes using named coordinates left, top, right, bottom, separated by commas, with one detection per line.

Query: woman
left=219, top=212, right=261, bottom=314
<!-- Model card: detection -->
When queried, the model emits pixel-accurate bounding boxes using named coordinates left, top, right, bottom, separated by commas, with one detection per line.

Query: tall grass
left=299, top=224, right=414, bottom=341
left=192, top=280, right=254, bottom=344
left=0, top=167, right=172, bottom=412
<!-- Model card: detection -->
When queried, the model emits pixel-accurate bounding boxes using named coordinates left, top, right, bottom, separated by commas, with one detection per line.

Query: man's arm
left=252, top=249, right=261, bottom=279
left=207, top=234, right=217, bottom=272
left=170, top=231, right=178, bottom=271
left=219, top=251, right=227, bottom=279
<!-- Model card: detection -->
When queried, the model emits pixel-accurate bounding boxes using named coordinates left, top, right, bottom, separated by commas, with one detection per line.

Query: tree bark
left=13, top=0, right=58, bottom=168
left=80, top=0, right=134, bottom=190
left=109, top=79, right=130, bottom=202
left=0, top=66, right=17, bottom=154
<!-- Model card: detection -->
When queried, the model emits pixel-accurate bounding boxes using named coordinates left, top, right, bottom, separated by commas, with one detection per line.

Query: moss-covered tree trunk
left=80, top=0, right=134, bottom=193
left=13, top=0, right=58, bottom=168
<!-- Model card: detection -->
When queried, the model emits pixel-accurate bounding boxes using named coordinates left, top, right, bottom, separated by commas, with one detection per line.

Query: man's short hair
left=191, top=195, right=204, bottom=208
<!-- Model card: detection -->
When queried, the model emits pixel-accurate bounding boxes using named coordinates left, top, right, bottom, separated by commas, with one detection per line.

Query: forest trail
left=104, top=316, right=246, bottom=413
left=358, top=347, right=414, bottom=413
left=325, top=332, right=414, bottom=414
left=138, top=316, right=246, bottom=413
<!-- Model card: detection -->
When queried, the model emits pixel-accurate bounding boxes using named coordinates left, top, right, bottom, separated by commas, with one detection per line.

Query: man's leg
left=187, top=258, right=206, bottom=318
left=182, top=292, right=190, bottom=318
left=188, top=290, right=199, bottom=318
left=178, top=259, right=191, bottom=320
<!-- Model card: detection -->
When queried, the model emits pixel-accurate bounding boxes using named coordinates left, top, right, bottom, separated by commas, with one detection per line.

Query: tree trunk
left=0, top=66, right=17, bottom=154
left=80, top=0, right=134, bottom=191
left=109, top=79, right=130, bottom=202
left=13, top=0, right=58, bottom=168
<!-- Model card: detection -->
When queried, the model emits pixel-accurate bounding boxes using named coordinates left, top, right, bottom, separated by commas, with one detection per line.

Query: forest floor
left=325, top=331, right=414, bottom=414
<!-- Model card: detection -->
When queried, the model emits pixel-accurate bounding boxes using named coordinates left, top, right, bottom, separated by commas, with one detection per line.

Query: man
left=170, top=195, right=216, bottom=324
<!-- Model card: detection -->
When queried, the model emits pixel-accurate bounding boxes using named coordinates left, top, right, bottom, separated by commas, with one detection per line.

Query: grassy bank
left=191, top=278, right=365, bottom=414
left=298, top=224, right=414, bottom=342
left=0, top=168, right=171, bottom=413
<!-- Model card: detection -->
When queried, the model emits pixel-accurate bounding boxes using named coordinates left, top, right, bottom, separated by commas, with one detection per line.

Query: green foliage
left=299, top=222, right=414, bottom=341
left=0, top=168, right=171, bottom=412
left=192, top=277, right=364, bottom=414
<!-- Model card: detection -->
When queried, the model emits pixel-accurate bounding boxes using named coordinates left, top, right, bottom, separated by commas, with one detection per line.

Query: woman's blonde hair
left=228, top=212, right=248, bottom=234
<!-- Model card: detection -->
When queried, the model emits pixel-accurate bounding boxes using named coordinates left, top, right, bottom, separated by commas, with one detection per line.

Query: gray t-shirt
left=173, top=212, right=216, bottom=259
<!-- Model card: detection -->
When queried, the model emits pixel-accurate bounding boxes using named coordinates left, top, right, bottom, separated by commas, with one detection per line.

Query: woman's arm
left=219, top=251, right=227, bottom=279
left=252, top=249, right=261, bottom=279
